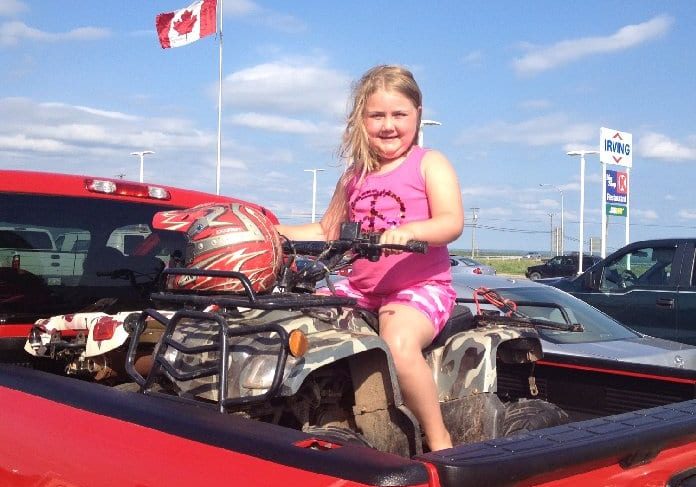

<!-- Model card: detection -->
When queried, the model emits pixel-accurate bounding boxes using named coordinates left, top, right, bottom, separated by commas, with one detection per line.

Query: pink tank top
left=347, top=146, right=452, bottom=295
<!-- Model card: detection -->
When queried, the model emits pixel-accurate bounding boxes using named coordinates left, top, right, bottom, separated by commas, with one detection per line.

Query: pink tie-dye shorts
left=324, top=280, right=457, bottom=336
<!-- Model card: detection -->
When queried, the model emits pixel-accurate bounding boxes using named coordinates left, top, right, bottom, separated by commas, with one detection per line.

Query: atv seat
left=424, top=305, right=476, bottom=352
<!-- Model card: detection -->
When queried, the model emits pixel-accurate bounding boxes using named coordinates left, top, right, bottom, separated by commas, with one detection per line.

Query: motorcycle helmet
left=152, top=202, right=281, bottom=293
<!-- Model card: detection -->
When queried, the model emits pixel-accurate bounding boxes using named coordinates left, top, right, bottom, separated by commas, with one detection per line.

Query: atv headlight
left=240, top=355, right=276, bottom=390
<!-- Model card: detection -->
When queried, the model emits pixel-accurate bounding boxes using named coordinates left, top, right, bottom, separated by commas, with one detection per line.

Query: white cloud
left=229, top=112, right=322, bottom=135
left=639, top=132, right=696, bottom=161
left=0, top=97, right=221, bottom=183
left=222, top=60, right=351, bottom=118
left=456, top=113, right=595, bottom=147
left=0, top=20, right=110, bottom=46
left=513, top=15, right=673, bottom=76
left=679, top=209, right=696, bottom=220
left=0, top=0, right=26, bottom=17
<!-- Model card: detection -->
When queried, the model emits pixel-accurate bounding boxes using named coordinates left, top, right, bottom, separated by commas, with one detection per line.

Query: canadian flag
left=156, top=0, right=217, bottom=49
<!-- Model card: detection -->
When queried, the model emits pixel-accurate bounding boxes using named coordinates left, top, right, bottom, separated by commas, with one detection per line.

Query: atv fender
left=283, top=330, right=423, bottom=457
left=426, top=324, right=542, bottom=400
left=282, top=330, right=395, bottom=397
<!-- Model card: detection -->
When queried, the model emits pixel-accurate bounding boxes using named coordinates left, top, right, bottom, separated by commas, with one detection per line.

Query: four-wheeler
left=114, top=221, right=569, bottom=457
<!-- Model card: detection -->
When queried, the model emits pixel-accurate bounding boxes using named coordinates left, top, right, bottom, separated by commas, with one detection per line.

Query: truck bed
left=3, top=363, right=696, bottom=486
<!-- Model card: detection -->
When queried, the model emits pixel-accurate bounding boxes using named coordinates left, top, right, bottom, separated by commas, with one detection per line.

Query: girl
left=276, top=64, right=464, bottom=451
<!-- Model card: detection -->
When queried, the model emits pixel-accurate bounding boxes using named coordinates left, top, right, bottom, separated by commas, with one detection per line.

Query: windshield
left=0, top=193, right=186, bottom=324
left=491, top=285, right=640, bottom=344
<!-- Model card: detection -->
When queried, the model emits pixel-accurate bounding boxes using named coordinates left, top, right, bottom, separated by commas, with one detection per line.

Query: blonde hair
left=321, top=65, right=422, bottom=238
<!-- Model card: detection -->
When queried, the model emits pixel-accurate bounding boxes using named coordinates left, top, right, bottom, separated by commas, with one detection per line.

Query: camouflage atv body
left=126, top=288, right=551, bottom=458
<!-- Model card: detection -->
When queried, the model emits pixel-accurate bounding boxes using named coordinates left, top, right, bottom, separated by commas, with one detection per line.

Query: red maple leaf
left=174, top=10, right=198, bottom=35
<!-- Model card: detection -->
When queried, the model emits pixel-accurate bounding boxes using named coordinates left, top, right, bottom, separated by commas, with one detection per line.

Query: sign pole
left=625, top=169, right=630, bottom=246
left=601, top=162, right=607, bottom=258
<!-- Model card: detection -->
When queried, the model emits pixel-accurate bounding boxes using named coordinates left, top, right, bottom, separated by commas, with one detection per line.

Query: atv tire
left=112, top=381, right=167, bottom=394
left=502, top=399, right=569, bottom=436
left=304, top=425, right=373, bottom=448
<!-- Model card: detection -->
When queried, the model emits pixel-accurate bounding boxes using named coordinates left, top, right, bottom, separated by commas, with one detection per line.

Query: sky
left=2, top=1, right=696, bottom=254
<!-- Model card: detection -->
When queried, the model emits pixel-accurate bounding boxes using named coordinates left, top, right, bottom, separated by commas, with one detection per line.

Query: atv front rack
left=125, top=267, right=357, bottom=412
left=125, top=308, right=290, bottom=412
left=152, top=267, right=356, bottom=310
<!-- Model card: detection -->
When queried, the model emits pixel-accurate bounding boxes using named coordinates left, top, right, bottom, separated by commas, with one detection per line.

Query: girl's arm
left=381, top=150, right=464, bottom=247
left=275, top=222, right=326, bottom=241
left=275, top=174, right=350, bottom=242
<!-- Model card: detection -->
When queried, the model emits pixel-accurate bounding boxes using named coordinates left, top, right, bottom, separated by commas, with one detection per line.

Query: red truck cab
left=0, top=169, right=277, bottom=363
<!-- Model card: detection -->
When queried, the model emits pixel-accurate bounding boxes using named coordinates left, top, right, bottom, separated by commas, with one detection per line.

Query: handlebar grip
left=405, top=240, right=428, bottom=254
left=282, top=241, right=327, bottom=256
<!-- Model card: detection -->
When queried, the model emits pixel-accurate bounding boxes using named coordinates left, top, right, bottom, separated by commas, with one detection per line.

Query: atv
left=116, top=222, right=569, bottom=457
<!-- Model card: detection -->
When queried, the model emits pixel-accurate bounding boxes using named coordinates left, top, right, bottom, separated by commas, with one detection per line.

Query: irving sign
left=600, top=127, right=632, bottom=168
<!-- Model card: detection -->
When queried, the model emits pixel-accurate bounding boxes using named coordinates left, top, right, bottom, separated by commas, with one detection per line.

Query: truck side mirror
left=583, top=269, right=601, bottom=290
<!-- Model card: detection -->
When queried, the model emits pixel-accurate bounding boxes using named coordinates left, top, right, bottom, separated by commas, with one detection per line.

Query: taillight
left=85, top=179, right=171, bottom=201
left=93, top=318, right=118, bottom=341
left=11, top=253, right=20, bottom=271
left=473, top=267, right=482, bottom=274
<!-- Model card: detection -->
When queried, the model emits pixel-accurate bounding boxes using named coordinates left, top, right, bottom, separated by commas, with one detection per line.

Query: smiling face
left=363, top=89, right=421, bottom=164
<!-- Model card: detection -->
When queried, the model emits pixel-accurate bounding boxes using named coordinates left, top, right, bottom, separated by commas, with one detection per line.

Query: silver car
left=451, top=273, right=696, bottom=369
left=450, top=255, right=496, bottom=276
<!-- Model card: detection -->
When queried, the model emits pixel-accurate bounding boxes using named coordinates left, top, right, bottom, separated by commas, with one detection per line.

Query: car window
left=600, top=246, right=675, bottom=290
left=0, top=193, right=186, bottom=324
left=493, top=285, right=639, bottom=343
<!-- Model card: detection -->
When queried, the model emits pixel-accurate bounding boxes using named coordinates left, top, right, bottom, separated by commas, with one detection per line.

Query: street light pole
left=418, top=119, right=441, bottom=147
left=304, top=168, right=325, bottom=223
left=130, top=151, right=154, bottom=183
left=567, top=150, right=598, bottom=274
left=539, top=183, right=564, bottom=255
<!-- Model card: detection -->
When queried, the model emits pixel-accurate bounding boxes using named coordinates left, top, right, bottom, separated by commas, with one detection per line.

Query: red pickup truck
left=0, top=169, right=277, bottom=364
left=2, top=170, right=696, bottom=487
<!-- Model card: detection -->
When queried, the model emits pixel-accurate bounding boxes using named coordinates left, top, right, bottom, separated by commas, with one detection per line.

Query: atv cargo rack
left=125, top=268, right=357, bottom=413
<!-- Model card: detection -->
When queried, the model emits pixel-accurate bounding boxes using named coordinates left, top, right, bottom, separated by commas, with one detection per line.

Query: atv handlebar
left=284, top=237, right=427, bottom=262
left=279, top=226, right=428, bottom=292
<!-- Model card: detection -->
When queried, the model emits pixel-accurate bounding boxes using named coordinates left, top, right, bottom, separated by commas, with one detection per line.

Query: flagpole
left=216, top=0, right=223, bottom=195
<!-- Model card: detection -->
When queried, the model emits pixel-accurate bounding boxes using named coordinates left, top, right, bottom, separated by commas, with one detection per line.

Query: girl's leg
left=378, top=303, right=452, bottom=451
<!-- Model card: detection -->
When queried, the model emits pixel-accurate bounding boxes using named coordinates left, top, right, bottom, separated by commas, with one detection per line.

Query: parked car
left=549, top=239, right=696, bottom=345
left=523, top=252, right=542, bottom=260
left=0, top=169, right=277, bottom=365
left=525, top=254, right=601, bottom=280
left=450, top=255, right=496, bottom=275
left=452, top=273, right=696, bottom=368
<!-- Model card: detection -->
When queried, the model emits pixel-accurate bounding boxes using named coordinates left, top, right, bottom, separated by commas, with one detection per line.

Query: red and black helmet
left=152, top=202, right=281, bottom=293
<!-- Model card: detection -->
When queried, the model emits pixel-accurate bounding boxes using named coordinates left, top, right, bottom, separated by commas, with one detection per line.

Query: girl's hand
left=379, top=227, right=416, bottom=255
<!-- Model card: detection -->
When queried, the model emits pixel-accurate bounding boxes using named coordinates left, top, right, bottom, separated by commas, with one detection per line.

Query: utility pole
left=539, top=183, right=564, bottom=255
left=470, top=207, right=479, bottom=258
left=548, top=213, right=555, bottom=255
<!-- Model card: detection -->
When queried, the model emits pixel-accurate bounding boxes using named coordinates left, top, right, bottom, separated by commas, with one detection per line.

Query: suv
left=0, top=169, right=277, bottom=364
left=525, top=254, right=601, bottom=280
